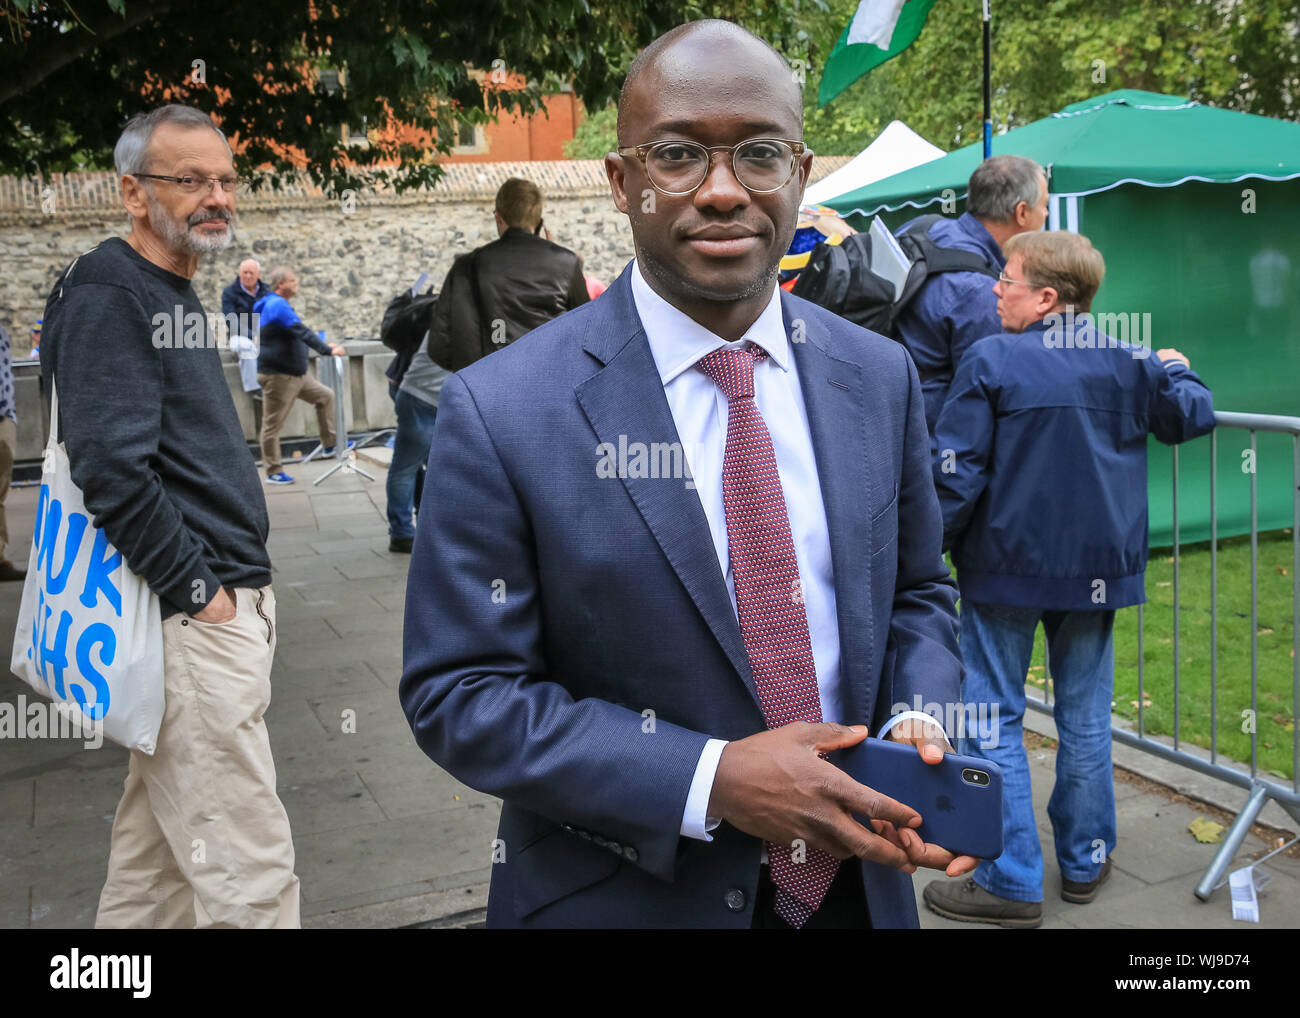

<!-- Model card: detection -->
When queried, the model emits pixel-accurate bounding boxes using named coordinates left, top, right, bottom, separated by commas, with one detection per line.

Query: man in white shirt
left=399, top=18, right=971, bottom=928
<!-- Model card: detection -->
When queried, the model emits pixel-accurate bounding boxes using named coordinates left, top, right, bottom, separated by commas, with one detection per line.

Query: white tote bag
left=11, top=382, right=165, bottom=753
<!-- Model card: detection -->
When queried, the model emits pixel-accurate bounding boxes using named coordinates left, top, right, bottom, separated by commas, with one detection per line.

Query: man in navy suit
left=400, top=19, right=972, bottom=929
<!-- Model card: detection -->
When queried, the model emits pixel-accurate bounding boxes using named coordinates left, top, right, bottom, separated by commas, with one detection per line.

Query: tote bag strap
left=46, top=378, right=59, bottom=458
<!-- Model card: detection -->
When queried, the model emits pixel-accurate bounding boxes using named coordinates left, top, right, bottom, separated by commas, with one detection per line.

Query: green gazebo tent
left=823, top=90, right=1300, bottom=545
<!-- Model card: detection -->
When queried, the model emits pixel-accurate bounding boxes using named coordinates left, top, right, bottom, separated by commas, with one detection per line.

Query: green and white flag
left=818, top=0, right=940, bottom=107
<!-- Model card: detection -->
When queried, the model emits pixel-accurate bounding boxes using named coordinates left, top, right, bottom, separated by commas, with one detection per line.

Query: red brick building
left=360, top=69, right=586, bottom=164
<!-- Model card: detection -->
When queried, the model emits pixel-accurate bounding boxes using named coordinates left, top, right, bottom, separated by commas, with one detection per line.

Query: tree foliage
left=566, top=0, right=1300, bottom=161
left=4, top=0, right=1295, bottom=185
left=0, top=0, right=819, bottom=191
left=804, top=0, right=1300, bottom=156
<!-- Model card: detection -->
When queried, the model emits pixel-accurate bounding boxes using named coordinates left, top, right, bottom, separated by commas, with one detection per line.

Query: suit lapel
left=574, top=268, right=758, bottom=704
left=785, top=298, right=876, bottom=726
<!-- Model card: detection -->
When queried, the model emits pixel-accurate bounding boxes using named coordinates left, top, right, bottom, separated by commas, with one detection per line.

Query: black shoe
left=1061, top=857, right=1113, bottom=904
left=389, top=537, right=413, bottom=554
left=0, top=560, right=26, bottom=582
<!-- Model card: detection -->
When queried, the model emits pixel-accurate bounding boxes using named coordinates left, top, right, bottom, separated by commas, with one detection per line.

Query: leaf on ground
left=1258, top=627, right=1274, bottom=635
left=1278, top=567, right=1289, bottom=576
left=1157, top=581, right=1172, bottom=587
left=1188, top=817, right=1225, bottom=844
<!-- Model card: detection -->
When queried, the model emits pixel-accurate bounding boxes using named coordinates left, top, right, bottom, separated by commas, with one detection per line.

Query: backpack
left=790, top=214, right=998, bottom=339
left=380, top=288, right=437, bottom=358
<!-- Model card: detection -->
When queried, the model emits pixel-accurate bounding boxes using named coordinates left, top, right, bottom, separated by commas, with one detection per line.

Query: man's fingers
left=842, top=781, right=920, bottom=830
left=807, top=721, right=870, bottom=754
left=900, top=833, right=981, bottom=875
left=842, top=820, right=915, bottom=872
left=890, top=718, right=952, bottom=763
left=916, top=738, right=946, bottom=765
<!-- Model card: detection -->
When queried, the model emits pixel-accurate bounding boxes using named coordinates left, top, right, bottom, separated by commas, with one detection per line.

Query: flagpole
left=982, top=0, right=992, bottom=158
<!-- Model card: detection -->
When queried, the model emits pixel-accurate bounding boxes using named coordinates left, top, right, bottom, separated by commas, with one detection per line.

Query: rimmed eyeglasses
left=616, top=138, right=805, bottom=196
left=131, top=173, right=246, bottom=194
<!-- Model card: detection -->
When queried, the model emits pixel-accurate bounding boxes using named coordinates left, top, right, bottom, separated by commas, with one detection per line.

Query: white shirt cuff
left=877, top=710, right=955, bottom=750
left=680, top=738, right=728, bottom=840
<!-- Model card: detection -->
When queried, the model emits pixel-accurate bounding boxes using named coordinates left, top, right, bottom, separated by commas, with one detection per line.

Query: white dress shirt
left=627, top=262, right=843, bottom=840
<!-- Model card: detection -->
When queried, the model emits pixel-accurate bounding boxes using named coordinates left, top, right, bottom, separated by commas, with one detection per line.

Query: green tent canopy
left=825, top=90, right=1300, bottom=217
left=821, top=91, right=1300, bottom=547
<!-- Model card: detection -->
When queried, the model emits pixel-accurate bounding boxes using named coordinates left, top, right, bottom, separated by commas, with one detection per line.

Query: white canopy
left=803, top=120, right=945, bottom=208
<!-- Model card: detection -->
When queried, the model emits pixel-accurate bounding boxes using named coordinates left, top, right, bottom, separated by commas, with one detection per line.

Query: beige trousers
left=95, top=585, right=301, bottom=929
left=0, top=416, right=14, bottom=558
left=258, top=371, right=336, bottom=475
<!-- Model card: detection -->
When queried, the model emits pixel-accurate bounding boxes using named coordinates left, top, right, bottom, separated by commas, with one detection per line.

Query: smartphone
left=829, top=737, right=1004, bottom=859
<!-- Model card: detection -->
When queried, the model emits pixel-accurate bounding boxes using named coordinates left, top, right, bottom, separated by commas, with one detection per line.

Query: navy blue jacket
left=933, top=316, right=1215, bottom=611
left=894, top=212, right=1005, bottom=440
left=252, top=291, right=332, bottom=376
left=399, top=263, right=962, bottom=929
left=221, top=276, right=267, bottom=321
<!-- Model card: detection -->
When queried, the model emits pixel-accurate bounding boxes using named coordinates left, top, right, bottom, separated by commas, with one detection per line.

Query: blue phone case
left=829, top=738, right=1004, bottom=860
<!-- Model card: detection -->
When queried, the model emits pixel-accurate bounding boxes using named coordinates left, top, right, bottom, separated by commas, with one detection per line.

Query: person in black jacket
left=253, top=266, right=346, bottom=484
left=427, top=177, right=589, bottom=371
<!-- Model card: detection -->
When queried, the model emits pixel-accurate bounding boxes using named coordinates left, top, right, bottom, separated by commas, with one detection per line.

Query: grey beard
left=146, top=192, right=235, bottom=256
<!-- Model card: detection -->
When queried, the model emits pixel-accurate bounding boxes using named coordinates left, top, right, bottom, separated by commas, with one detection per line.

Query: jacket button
left=724, top=888, right=746, bottom=912
left=593, top=835, right=608, bottom=847
left=623, top=846, right=639, bottom=862
left=607, top=841, right=621, bottom=854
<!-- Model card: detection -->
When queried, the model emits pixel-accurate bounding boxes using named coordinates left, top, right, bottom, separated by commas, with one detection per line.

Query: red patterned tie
left=696, top=343, right=840, bottom=929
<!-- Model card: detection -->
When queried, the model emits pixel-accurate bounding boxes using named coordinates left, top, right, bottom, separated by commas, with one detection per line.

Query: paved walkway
left=0, top=452, right=1296, bottom=928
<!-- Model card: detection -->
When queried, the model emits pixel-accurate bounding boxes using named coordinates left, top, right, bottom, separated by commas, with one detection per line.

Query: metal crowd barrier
left=1026, top=411, right=1300, bottom=901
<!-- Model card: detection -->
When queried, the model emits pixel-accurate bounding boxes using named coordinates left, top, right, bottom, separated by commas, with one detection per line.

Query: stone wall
left=0, top=156, right=851, bottom=348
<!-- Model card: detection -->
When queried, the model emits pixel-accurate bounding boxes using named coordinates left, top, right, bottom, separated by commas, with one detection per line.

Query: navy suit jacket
left=399, top=262, right=963, bottom=928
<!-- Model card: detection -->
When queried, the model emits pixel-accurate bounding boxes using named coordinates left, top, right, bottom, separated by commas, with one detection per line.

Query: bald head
left=237, top=257, right=261, bottom=292
left=616, top=20, right=802, bottom=144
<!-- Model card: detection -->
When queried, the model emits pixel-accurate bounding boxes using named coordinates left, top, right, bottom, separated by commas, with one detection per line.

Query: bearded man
left=41, top=104, right=300, bottom=928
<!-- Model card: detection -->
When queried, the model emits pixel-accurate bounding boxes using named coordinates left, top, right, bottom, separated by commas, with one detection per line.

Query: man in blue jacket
left=254, top=266, right=346, bottom=484
left=400, top=19, right=974, bottom=929
left=925, top=230, right=1215, bottom=927
left=895, top=154, right=1048, bottom=444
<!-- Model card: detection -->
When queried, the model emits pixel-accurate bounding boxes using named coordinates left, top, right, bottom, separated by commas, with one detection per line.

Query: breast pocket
left=870, top=480, right=899, bottom=558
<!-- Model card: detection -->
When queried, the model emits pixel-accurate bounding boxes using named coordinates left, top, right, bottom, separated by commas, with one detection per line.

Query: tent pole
left=982, top=0, right=992, bottom=159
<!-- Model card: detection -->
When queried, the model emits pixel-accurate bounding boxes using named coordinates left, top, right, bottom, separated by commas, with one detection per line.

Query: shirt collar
left=629, top=259, right=789, bottom=386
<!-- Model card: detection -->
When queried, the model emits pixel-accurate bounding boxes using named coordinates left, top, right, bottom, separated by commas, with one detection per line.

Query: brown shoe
left=922, top=876, right=1043, bottom=928
left=1061, top=857, right=1113, bottom=904
left=0, top=560, right=25, bottom=582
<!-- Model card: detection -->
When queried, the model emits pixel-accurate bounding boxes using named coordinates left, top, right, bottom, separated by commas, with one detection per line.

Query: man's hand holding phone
left=708, top=721, right=979, bottom=875
left=882, top=716, right=980, bottom=877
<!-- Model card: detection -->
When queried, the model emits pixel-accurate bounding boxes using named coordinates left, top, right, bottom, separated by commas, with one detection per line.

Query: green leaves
left=806, top=0, right=1299, bottom=156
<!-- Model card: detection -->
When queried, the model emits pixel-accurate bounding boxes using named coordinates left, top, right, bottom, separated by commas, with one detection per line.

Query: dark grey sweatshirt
left=41, top=237, right=272, bottom=617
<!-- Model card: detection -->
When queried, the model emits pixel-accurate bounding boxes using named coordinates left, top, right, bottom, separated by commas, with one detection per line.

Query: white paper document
left=868, top=216, right=912, bottom=301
